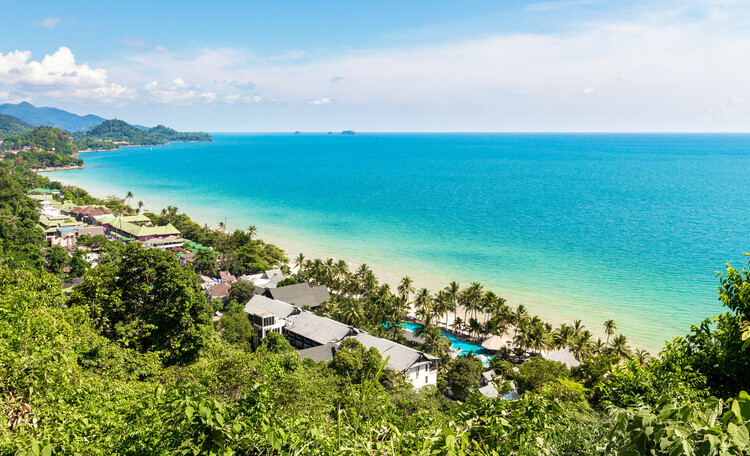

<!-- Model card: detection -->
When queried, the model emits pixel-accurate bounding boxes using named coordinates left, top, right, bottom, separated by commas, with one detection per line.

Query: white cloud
left=0, top=47, right=134, bottom=102
left=0, top=91, right=8, bottom=99
left=143, top=77, right=216, bottom=104
left=222, top=94, right=263, bottom=104
left=306, top=97, right=333, bottom=105
left=582, top=87, right=595, bottom=94
left=33, top=17, right=60, bottom=28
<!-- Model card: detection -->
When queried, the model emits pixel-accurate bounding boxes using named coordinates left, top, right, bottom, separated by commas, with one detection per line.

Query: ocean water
left=43, top=133, right=750, bottom=352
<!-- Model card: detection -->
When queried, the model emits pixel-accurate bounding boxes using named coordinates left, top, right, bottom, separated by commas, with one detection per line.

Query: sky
left=1, top=0, right=749, bottom=132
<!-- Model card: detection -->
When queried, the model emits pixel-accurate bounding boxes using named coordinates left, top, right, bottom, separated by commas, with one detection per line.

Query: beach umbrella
left=481, top=334, right=507, bottom=351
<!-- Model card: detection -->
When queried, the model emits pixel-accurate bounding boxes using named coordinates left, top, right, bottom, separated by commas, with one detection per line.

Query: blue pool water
left=402, top=322, right=488, bottom=358
left=42, top=133, right=750, bottom=351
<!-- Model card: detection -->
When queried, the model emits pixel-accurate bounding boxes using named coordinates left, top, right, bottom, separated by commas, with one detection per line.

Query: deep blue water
left=45, top=133, right=750, bottom=350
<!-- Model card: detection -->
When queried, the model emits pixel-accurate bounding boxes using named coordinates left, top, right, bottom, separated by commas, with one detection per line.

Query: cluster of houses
left=187, top=259, right=440, bottom=389
left=245, top=294, right=440, bottom=388
left=31, top=188, right=181, bottom=251
left=2, top=145, right=38, bottom=154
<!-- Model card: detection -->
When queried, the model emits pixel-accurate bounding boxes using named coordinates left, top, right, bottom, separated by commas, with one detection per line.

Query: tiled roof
left=297, top=343, right=338, bottom=363
left=210, top=282, right=231, bottom=298
left=103, top=216, right=180, bottom=238
left=264, top=282, right=330, bottom=309
left=352, top=332, right=437, bottom=372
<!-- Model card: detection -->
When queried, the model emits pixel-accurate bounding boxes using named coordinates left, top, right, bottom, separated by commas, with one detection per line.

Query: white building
left=244, top=295, right=438, bottom=389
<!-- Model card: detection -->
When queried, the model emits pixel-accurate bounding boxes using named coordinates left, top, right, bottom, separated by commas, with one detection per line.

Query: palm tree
left=247, top=225, right=257, bottom=239
left=634, top=349, right=651, bottom=366
left=512, top=304, right=529, bottom=337
left=136, top=200, right=144, bottom=214
left=421, top=326, right=450, bottom=358
left=570, top=320, right=585, bottom=338
left=460, top=282, right=483, bottom=322
left=592, top=338, right=606, bottom=355
left=433, top=289, right=452, bottom=329
left=452, top=317, right=464, bottom=336
left=338, top=299, right=363, bottom=326
left=398, top=276, right=415, bottom=304
left=513, top=322, right=532, bottom=354
left=553, top=325, right=574, bottom=350
left=413, top=288, right=432, bottom=321
left=323, top=258, right=336, bottom=287
left=571, top=330, right=592, bottom=361
left=607, top=334, right=631, bottom=359
left=604, top=319, right=617, bottom=345
left=445, top=281, right=461, bottom=322
left=293, top=253, right=306, bottom=273
left=387, top=297, right=409, bottom=340
left=218, top=221, right=226, bottom=233
left=125, top=190, right=134, bottom=207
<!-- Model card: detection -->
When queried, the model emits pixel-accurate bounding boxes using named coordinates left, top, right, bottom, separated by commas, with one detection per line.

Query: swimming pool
left=401, top=322, right=490, bottom=360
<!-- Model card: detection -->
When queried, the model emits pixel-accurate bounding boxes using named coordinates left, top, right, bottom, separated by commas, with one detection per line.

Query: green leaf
left=731, top=424, right=749, bottom=448
left=185, top=405, right=194, bottom=420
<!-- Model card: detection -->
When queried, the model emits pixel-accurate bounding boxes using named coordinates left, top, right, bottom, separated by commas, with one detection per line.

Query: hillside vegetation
left=79, top=119, right=212, bottom=145
left=0, top=114, right=34, bottom=138
left=0, top=126, right=78, bottom=154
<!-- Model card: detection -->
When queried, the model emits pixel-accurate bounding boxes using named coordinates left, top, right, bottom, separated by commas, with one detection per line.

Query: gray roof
left=244, top=295, right=296, bottom=319
left=262, top=269, right=285, bottom=287
left=352, top=332, right=437, bottom=373
left=478, top=382, right=499, bottom=398
left=482, top=369, right=496, bottom=383
left=402, top=329, right=424, bottom=344
left=244, top=295, right=354, bottom=345
left=285, top=311, right=355, bottom=345
left=298, top=343, right=337, bottom=363
left=542, top=349, right=581, bottom=368
left=264, top=282, right=331, bottom=309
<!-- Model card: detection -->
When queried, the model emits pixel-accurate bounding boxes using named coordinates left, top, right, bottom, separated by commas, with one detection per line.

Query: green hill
left=84, top=119, right=157, bottom=145
left=0, top=113, right=34, bottom=138
left=0, top=125, right=77, bottom=154
left=81, top=119, right=212, bottom=145
left=148, top=124, right=212, bottom=142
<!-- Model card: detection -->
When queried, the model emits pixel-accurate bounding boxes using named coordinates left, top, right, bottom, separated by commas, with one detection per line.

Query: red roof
left=210, top=282, right=231, bottom=298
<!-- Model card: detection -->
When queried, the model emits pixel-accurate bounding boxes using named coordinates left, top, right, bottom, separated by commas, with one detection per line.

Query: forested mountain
left=0, top=102, right=105, bottom=131
left=0, top=114, right=34, bottom=138
left=82, top=119, right=157, bottom=144
left=80, top=119, right=212, bottom=145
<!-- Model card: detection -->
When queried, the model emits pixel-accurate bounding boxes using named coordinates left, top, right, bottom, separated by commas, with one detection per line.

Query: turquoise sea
left=43, top=133, right=750, bottom=352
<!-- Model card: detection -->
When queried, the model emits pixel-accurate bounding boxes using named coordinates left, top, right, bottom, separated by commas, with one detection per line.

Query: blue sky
left=1, top=1, right=748, bottom=131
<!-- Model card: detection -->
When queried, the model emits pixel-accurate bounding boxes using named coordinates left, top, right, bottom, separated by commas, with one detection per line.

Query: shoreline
left=39, top=169, right=666, bottom=354
left=78, top=139, right=214, bottom=154
left=32, top=165, right=88, bottom=172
